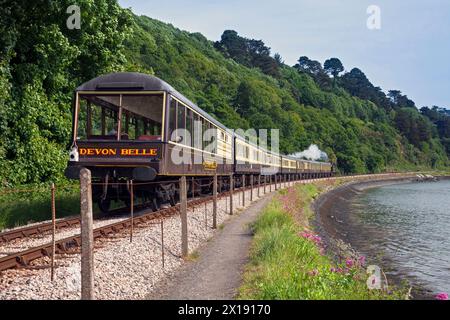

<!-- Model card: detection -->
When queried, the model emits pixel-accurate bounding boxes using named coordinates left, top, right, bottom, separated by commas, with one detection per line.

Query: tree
left=395, top=108, right=433, bottom=147
left=274, top=53, right=284, bottom=66
left=324, top=58, right=344, bottom=78
left=388, top=90, right=402, bottom=104
left=214, top=30, right=250, bottom=65
left=234, top=81, right=253, bottom=116
left=295, top=56, right=322, bottom=75
left=388, top=90, right=415, bottom=108
left=340, top=68, right=392, bottom=111
left=215, top=30, right=280, bottom=77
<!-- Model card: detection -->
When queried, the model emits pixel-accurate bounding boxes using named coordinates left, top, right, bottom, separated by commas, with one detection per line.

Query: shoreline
left=312, top=175, right=449, bottom=299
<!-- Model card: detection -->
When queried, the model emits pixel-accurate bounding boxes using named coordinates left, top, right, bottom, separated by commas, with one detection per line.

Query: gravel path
left=147, top=192, right=275, bottom=300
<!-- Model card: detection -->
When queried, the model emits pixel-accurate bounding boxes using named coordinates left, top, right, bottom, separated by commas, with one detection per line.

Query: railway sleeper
left=23, top=229, right=39, bottom=237
left=2, top=234, right=23, bottom=242
left=0, top=257, right=20, bottom=270
left=19, top=250, right=48, bottom=266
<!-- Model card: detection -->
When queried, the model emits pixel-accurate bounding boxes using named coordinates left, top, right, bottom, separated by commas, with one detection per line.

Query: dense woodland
left=0, top=0, right=448, bottom=186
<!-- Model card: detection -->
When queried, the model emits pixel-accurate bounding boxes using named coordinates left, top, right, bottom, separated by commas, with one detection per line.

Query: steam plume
left=290, top=144, right=328, bottom=161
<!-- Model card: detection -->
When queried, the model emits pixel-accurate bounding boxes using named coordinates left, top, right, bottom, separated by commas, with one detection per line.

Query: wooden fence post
left=50, top=183, right=56, bottom=282
left=242, top=174, right=245, bottom=207
left=80, top=168, right=94, bottom=300
left=130, top=180, right=134, bottom=243
left=161, top=221, right=165, bottom=268
left=258, top=175, right=261, bottom=197
left=229, top=174, right=234, bottom=215
left=213, top=174, right=217, bottom=229
left=250, top=175, right=253, bottom=202
left=180, top=176, right=188, bottom=257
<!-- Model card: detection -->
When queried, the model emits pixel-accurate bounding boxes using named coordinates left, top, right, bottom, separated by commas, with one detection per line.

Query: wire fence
left=0, top=182, right=80, bottom=232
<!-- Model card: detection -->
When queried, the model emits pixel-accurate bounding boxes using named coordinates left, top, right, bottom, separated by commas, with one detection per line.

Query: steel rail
left=0, top=205, right=151, bottom=244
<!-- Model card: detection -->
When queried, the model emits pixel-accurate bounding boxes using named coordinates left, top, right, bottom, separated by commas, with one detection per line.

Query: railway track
left=0, top=188, right=241, bottom=272
left=0, top=204, right=149, bottom=244
left=0, top=177, right=276, bottom=246
left=0, top=217, right=81, bottom=244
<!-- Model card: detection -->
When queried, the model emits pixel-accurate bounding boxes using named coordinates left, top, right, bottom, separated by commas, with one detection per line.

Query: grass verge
left=0, top=183, right=81, bottom=230
left=238, top=181, right=407, bottom=300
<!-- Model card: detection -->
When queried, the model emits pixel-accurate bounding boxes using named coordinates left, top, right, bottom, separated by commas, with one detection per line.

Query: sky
left=118, top=0, right=450, bottom=109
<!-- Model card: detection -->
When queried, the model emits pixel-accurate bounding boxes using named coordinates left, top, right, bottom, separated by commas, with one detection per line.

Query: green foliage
left=421, top=106, right=450, bottom=156
left=0, top=184, right=80, bottom=230
left=340, top=68, right=392, bottom=111
left=0, top=0, right=132, bottom=185
left=395, top=108, right=433, bottom=147
left=214, top=30, right=280, bottom=77
left=324, top=58, right=344, bottom=78
left=0, top=3, right=448, bottom=186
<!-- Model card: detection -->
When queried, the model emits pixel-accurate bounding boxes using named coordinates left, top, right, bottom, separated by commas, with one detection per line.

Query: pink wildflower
left=435, top=292, right=448, bottom=300
left=308, top=269, right=319, bottom=277
left=345, top=258, right=354, bottom=268
left=358, top=256, right=366, bottom=266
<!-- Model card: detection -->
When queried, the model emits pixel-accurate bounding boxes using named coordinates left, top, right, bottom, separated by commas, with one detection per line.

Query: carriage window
left=169, top=99, right=177, bottom=140
left=120, top=94, right=162, bottom=140
left=76, top=94, right=163, bottom=141
left=186, top=109, right=193, bottom=147
left=177, top=103, right=186, bottom=144
left=169, top=98, right=190, bottom=144
left=237, top=141, right=245, bottom=158
left=206, top=123, right=217, bottom=154
left=202, top=118, right=208, bottom=150
left=77, top=95, right=119, bottom=140
left=193, top=113, right=201, bottom=149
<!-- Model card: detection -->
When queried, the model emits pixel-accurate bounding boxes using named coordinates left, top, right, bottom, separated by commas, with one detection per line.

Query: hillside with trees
left=0, top=0, right=448, bottom=186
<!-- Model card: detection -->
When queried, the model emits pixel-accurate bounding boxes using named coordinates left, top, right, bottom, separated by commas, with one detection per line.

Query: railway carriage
left=65, top=72, right=333, bottom=212
left=281, top=156, right=297, bottom=174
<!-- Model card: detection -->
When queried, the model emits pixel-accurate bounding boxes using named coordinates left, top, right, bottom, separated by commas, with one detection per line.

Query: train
left=65, top=72, right=334, bottom=212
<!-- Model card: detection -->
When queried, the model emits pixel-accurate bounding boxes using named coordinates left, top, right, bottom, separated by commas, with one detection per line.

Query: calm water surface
left=351, top=179, right=450, bottom=294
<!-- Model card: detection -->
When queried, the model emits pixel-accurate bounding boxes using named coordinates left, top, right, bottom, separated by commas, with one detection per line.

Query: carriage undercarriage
left=90, top=170, right=331, bottom=213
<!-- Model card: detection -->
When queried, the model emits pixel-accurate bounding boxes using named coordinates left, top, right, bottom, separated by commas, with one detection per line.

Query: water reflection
left=352, top=180, right=450, bottom=294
